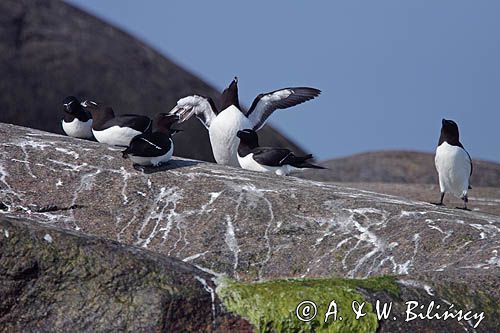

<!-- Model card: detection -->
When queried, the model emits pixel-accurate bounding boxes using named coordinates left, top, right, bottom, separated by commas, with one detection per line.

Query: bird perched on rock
left=82, top=100, right=152, bottom=146
left=433, top=118, right=473, bottom=210
left=236, top=129, right=325, bottom=176
left=122, top=113, right=180, bottom=166
left=61, top=96, right=93, bottom=139
left=169, top=77, right=320, bottom=166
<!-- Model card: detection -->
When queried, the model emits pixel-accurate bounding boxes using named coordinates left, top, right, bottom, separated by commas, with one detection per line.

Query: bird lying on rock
left=169, top=77, right=321, bottom=166
left=61, top=96, right=93, bottom=139
left=433, top=118, right=473, bottom=210
left=122, top=113, right=180, bottom=167
left=237, top=129, right=325, bottom=176
left=82, top=100, right=152, bottom=147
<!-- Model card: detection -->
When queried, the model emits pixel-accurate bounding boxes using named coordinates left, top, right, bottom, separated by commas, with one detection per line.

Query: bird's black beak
left=81, top=100, right=99, bottom=109
left=442, top=118, right=447, bottom=126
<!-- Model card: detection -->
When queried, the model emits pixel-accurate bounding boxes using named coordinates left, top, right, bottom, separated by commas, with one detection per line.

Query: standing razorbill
left=433, top=119, right=473, bottom=210
left=236, top=129, right=325, bottom=176
left=61, top=96, right=93, bottom=139
left=168, top=77, right=320, bottom=166
left=82, top=100, right=152, bottom=146
left=122, top=114, right=180, bottom=166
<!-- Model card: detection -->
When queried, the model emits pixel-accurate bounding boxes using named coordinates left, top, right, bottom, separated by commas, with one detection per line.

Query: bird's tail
left=291, top=154, right=326, bottom=169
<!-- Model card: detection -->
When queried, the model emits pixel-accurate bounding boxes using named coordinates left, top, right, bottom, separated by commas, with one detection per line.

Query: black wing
left=123, top=132, right=171, bottom=157
left=251, top=147, right=294, bottom=167
left=246, top=87, right=321, bottom=130
left=106, top=114, right=152, bottom=133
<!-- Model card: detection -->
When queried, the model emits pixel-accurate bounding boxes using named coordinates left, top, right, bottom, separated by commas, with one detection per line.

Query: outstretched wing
left=168, top=95, right=218, bottom=129
left=246, top=87, right=321, bottom=130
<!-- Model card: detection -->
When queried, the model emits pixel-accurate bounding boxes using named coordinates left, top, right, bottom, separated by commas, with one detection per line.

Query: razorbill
left=433, top=118, right=473, bottom=210
left=236, top=129, right=325, bottom=176
left=122, top=113, right=180, bottom=166
left=61, top=96, right=93, bottom=139
left=82, top=100, right=152, bottom=146
left=169, top=77, right=321, bottom=166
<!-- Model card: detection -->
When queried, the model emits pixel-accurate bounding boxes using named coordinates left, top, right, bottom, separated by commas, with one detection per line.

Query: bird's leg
left=456, top=195, right=471, bottom=211
left=432, top=192, right=445, bottom=206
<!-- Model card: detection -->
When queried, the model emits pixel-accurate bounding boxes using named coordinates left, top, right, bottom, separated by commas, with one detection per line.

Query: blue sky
left=66, top=0, right=500, bottom=162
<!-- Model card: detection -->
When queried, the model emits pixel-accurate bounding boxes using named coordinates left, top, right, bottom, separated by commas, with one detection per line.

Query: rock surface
left=0, top=216, right=251, bottom=332
left=0, top=123, right=499, bottom=332
left=300, top=151, right=500, bottom=187
left=0, top=0, right=306, bottom=163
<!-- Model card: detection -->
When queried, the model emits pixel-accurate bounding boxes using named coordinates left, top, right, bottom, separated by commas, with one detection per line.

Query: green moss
left=217, top=276, right=400, bottom=333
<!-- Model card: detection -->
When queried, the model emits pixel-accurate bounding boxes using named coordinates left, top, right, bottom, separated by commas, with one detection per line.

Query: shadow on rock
left=133, top=159, right=202, bottom=174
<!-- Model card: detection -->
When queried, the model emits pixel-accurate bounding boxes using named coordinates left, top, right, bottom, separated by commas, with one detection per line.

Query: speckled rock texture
left=0, top=123, right=499, bottom=332
left=0, top=216, right=251, bottom=332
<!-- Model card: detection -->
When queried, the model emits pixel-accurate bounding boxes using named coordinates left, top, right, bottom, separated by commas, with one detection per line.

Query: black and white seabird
left=122, top=113, right=180, bottom=166
left=82, top=101, right=152, bottom=146
left=169, top=77, right=321, bottom=166
left=433, top=119, right=473, bottom=210
left=236, top=129, right=325, bottom=176
left=61, top=96, right=93, bottom=139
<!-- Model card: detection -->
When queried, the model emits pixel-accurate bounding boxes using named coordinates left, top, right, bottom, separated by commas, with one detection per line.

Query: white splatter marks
left=0, top=164, right=16, bottom=197
left=199, top=192, right=223, bottom=213
left=4, top=229, right=9, bottom=238
left=224, top=215, right=240, bottom=276
left=235, top=184, right=276, bottom=280
left=136, top=187, right=183, bottom=248
left=183, top=251, right=210, bottom=262
left=55, top=147, right=79, bottom=159
left=43, top=234, right=53, bottom=243
left=347, top=216, right=385, bottom=277
left=195, top=276, right=216, bottom=322
left=398, top=279, right=435, bottom=296
left=425, top=219, right=453, bottom=243
left=47, top=159, right=88, bottom=172
left=115, top=167, right=131, bottom=204
left=55, top=179, right=63, bottom=187
left=14, top=138, right=53, bottom=178
left=487, top=250, right=499, bottom=267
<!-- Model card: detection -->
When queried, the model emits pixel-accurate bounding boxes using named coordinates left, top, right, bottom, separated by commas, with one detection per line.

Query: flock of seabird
left=61, top=77, right=473, bottom=210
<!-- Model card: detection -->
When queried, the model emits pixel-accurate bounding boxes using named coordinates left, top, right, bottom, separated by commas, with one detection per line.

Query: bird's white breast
left=238, top=153, right=292, bottom=176
left=93, top=126, right=142, bottom=146
left=62, top=118, right=93, bottom=139
left=129, top=142, right=173, bottom=166
left=209, top=106, right=252, bottom=166
left=435, top=142, right=471, bottom=198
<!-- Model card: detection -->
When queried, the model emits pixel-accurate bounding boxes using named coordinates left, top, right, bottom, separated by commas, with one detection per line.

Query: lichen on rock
left=216, top=276, right=402, bottom=333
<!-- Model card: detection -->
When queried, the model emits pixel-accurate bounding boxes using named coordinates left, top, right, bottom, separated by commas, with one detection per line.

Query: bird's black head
left=156, top=113, right=181, bottom=134
left=439, top=118, right=461, bottom=146
left=221, top=76, right=240, bottom=110
left=62, top=96, right=82, bottom=114
left=81, top=100, right=100, bottom=113
left=237, top=128, right=259, bottom=147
